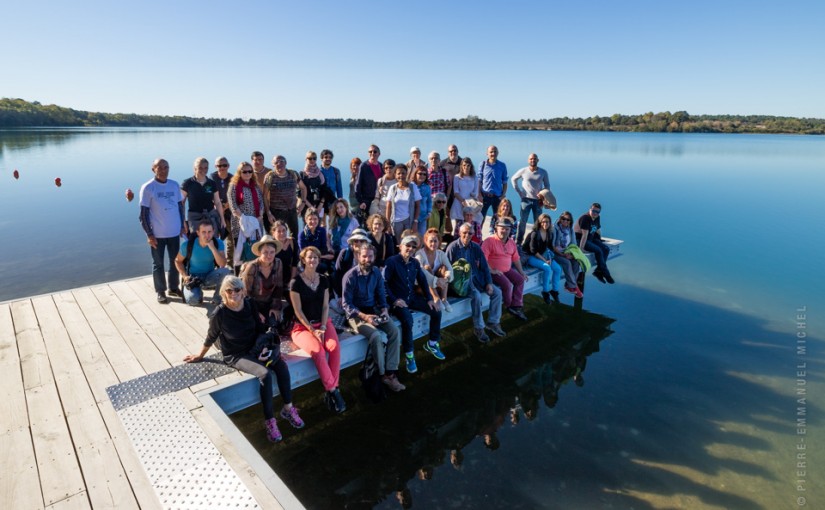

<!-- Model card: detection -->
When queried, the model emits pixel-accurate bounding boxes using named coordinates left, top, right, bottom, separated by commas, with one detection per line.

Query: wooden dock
left=1, top=237, right=622, bottom=509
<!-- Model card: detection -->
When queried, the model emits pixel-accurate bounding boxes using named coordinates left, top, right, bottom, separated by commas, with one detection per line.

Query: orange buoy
left=54, top=177, right=62, bottom=187
left=13, top=169, right=19, bottom=179
left=125, top=188, right=135, bottom=202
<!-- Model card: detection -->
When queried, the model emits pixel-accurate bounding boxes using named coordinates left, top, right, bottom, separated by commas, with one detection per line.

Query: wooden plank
left=107, top=281, right=192, bottom=364
left=134, top=277, right=211, bottom=338
left=52, top=292, right=120, bottom=404
left=72, top=288, right=146, bottom=383
left=44, top=490, right=90, bottom=510
left=32, top=296, right=139, bottom=510
left=98, top=403, right=160, bottom=510
left=90, top=285, right=170, bottom=375
left=0, top=303, right=43, bottom=509
left=12, top=299, right=54, bottom=390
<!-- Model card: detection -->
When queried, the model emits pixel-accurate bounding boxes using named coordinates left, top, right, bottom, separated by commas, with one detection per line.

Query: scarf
left=235, top=179, right=260, bottom=213
left=304, top=162, right=325, bottom=185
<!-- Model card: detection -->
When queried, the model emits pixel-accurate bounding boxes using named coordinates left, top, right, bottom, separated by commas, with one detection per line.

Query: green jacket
left=564, top=244, right=592, bottom=273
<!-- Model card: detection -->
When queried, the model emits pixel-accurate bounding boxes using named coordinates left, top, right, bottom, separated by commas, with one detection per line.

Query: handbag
left=450, top=258, right=472, bottom=297
left=358, top=345, right=387, bottom=403
left=241, top=238, right=256, bottom=262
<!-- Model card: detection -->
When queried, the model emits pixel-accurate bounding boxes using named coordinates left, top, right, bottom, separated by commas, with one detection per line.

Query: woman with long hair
left=450, top=157, right=480, bottom=222
left=297, top=209, right=334, bottom=274
left=271, top=220, right=298, bottom=289
left=522, top=213, right=562, bottom=303
left=385, top=163, right=422, bottom=238
left=552, top=211, right=584, bottom=298
left=489, top=198, right=519, bottom=241
left=328, top=198, right=358, bottom=255
left=366, top=213, right=396, bottom=267
left=228, top=161, right=265, bottom=272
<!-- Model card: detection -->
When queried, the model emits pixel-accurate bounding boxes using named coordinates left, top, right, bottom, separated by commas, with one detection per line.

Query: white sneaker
left=443, top=300, right=453, bottom=313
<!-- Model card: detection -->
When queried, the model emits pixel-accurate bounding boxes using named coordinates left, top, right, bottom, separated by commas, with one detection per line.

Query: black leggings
left=230, top=354, right=292, bottom=420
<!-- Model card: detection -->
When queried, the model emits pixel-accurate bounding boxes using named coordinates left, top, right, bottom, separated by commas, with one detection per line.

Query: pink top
left=481, top=236, right=519, bottom=273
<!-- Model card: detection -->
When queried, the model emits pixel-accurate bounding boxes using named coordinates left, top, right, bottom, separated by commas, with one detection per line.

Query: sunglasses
left=217, top=163, right=229, bottom=168
left=241, top=170, right=253, bottom=174
left=307, top=157, right=316, bottom=160
left=591, top=209, right=601, bottom=214
left=435, top=200, right=446, bottom=204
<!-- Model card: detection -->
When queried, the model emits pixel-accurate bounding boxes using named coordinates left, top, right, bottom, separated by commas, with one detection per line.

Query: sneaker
left=604, top=273, right=615, bottom=284
left=382, top=374, right=406, bottom=392
left=443, top=300, right=453, bottom=313
left=330, top=388, right=346, bottom=414
left=474, top=328, right=491, bottom=344
left=264, top=418, right=282, bottom=442
left=156, top=292, right=168, bottom=303
left=549, top=290, right=560, bottom=303
left=423, top=341, right=446, bottom=360
left=405, top=354, right=418, bottom=374
left=508, top=307, right=528, bottom=321
left=486, top=323, right=506, bottom=338
left=279, top=406, right=305, bottom=429
left=168, top=288, right=183, bottom=298
left=573, top=287, right=584, bottom=299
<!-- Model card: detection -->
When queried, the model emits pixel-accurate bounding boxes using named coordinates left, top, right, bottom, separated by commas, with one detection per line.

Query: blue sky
left=2, top=0, right=823, bottom=120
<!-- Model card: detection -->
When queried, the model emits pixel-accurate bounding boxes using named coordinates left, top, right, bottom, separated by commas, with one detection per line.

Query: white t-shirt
left=139, top=178, right=183, bottom=238
left=387, top=184, right=422, bottom=222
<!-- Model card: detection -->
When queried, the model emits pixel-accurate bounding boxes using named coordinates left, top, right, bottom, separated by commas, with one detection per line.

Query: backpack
left=450, top=258, right=472, bottom=297
left=358, top=345, right=387, bottom=403
left=182, top=233, right=221, bottom=274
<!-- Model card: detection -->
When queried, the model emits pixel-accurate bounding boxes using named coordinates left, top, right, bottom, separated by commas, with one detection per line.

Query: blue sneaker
left=405, top=354, right=418, bottom=374
left=423, top=341, right=446, bottom=360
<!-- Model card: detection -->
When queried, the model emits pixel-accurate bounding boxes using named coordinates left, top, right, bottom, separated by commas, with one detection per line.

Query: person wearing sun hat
left=240, top=235, right=286, bottom=324
left=384, top=234, right=445, bottom=373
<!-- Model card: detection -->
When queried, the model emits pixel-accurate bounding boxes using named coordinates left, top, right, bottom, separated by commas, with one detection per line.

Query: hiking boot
left=486, top=323, right=506, bottom=338
left=549, top=290, right=560, bottom=303
left=382, top=374, right=406, bottom=392
left=405, top=354, right=418, bottom=374
left=423, top=341, right=446, bottom=360
left=279, top=406, right=305, bottom=429
left=474, top=328, right=491, bottom=343
left=508, top=307, right=528, bottom=321
left=264, top=418, right=282, bottom=442
left=157, top=292, right=168, bottom=304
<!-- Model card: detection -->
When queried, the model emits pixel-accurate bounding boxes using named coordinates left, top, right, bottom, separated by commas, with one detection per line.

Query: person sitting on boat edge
left=341, top=244, right=405, bottom=392
left=384, top=235, right=445, bottom=373
left=444, top=223, right=506, bottom=343
left=552, top=211, right=584, bottom=298
left=184, top=276, right=304, bottom=443
left=575, top=202, right=614, bottom=284
left=481, top=218, right=528, bottom=321
left=415, top=228, right=454, bottom=313
left=522, top=213, right=562, bottom=304
left=289, top=247, right=345, bottom=414
left=174, top=221, right=232, bottom=305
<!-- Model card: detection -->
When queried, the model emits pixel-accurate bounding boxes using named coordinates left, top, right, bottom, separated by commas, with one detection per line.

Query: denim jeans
left=468, top=283, right=503, bottom=330
left=518, top=198, right=542, bottom=244
left=553, top=253, right=581, bottom=289
left=183, top=267, right=232, bottom=305
left=584, top=238, right=611, bottom=274
left=151, top=236, right=181, bottom=293
left=391, top=294, right=442, bottom=355
left=480, top=193, right=502, bottom=219
left=527, top=252, right=561, bottom=292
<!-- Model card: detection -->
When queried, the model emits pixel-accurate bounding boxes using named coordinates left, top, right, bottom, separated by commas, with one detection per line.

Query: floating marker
left=125, top=188, right=134, bottom=202
left=13, top=169, right=19, bottom=179
left=55, top=177, right=62, bottom=187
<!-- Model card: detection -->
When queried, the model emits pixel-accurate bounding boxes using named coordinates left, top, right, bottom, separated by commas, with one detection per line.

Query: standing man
left=341, top=244, right=406, bottom=392
left=355, top=144, right=383, bottom=214
left=263, top=155, right=306, bottom=239
left=181, top=157, right=225, bottom=236
left=319, top=149, right=343, bottom=199
left=575, top=202, right=614, bottom=284
left=384, top=235, right=444, bottom=373
left=250, top=151, right=270, bottom=190
left=210, top=156, right=233, bottom=241
left=440, top=144, right=462, bottom=211
left=481, top=218, right=528, bottom=321
left=139, top=158, right=185, bottom=303
left=445, top=222, right=506, bottom=343
left=510, top=153, right=552, bottom=244
left=174, top=222, right=231, bottom=306
left=479, top=145, right=508, bottom=219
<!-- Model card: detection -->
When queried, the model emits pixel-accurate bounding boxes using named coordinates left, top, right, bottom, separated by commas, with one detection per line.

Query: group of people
left=139, top=143, right=616, bottom=443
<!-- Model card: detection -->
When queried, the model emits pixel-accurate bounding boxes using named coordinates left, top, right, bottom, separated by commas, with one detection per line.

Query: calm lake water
left=2, top=128, right=823, bottom=508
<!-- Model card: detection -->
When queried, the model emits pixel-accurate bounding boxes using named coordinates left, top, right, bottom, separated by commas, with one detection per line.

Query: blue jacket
left=445, top=239, right=493, bottom=291
left=383, top=254, right=431, bottom=305
left=341, top=265, right=388, bottom=318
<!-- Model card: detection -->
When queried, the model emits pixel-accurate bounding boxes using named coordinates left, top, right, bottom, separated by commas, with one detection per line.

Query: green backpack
left=450, top=258, right=472, bottom=297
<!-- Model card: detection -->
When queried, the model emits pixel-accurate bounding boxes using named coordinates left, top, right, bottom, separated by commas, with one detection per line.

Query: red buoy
left=54, top=177, right=62, bottom=187
left=13, top=169, right=19, bottom=179
left=125, top=188, right=135, bottom=202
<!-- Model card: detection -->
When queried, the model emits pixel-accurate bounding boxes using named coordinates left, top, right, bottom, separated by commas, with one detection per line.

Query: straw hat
left=251, top=235, right=282, bottom=256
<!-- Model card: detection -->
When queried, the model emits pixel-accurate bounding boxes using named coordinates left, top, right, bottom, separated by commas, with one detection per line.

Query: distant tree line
left=2, top=98, right=823, bottom=134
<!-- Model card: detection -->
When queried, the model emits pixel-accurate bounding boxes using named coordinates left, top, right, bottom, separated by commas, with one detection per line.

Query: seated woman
left=289, top=247, right=345, bottom=414
left=271, top=220, right=298, bottom=290
left=297, top=209, right=334, bottom=274
left=552, top=211, right=584, bottom=298
left=366, top=213, right=396, bottom=267
left=240, top=235, right=284, bottom=325
left=328, top=198, right=358, bottom=256
left=415, top=228, right=454, bottom=313
left=184, top=276, right=303, bottom=443
left=427, top=192, right=452, bottom=243
left=489, top=198, right=519, bottom=241
left=452, top=206, right=482, bottom=245
left=522, top=214, right=562, bottom=304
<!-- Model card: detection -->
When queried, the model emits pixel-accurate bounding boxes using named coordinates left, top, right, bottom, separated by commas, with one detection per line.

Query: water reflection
left=230, top=301, right=614, bottom=509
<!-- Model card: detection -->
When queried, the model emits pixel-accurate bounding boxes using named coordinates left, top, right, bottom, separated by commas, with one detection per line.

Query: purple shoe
left=280, top=406, right=305, bottom=429
left=264, top=418, right=282, bottom=442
